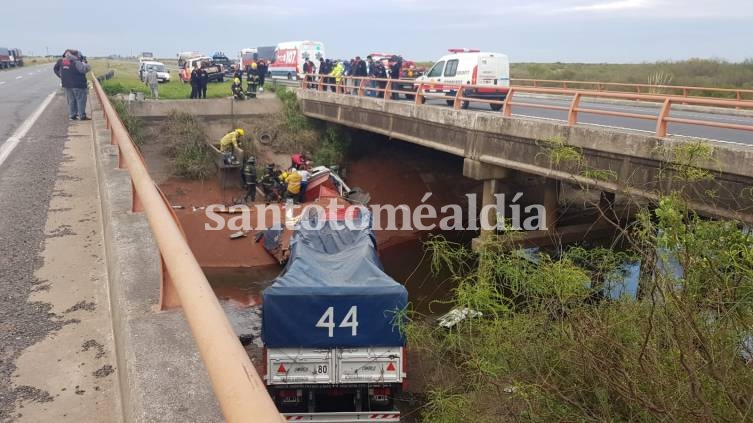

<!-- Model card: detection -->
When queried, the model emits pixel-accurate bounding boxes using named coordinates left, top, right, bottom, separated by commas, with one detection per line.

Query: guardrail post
left=159, top=257, right=181, bottom=310
left=503, top=89, right=514, bottom=116
left=453, top=85, right=464, bottom=110
left=132, top=181, right=144, bottom=213
left=415, top=84, right=424, bottom=105
left=656, top=98, right=671, bottom=138
left=299, top=77, right=306, bottom=90
left=568, top=92, right=582, bottom=126
left=358, top=78, right=366, bottom=97
left=383, top=79, right=391, bottom=101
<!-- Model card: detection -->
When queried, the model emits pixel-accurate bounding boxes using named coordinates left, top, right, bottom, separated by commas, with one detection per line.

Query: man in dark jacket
left=389, top=56, right=403, bottom=100
left=54, top=49, right=91, bottom=120
left=257, top=60, right=268, bottom=91
left=352, top=56, right=367, bottom=95
left=190, top=64, right=200, bottom=99
left=197, top=64, right=209, bottom=99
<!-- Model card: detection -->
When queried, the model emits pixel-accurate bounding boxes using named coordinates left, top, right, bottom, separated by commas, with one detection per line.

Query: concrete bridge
left=297, top=89, right=753, bottom=226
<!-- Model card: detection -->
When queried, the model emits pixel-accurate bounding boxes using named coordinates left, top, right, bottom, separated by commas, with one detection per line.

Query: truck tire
left=287, top=72, right=292, bottom=80
left=490, top=103, right=503, bottom=111
left=219, top=75, right=224, bottom=82
left=446, top=99, right=454, bottom=107
left=406, top=94, right=415, bottom=100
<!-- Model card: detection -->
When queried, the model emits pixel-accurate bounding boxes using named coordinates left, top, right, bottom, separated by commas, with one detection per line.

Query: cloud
left=563, top=0, right=649, bottom=12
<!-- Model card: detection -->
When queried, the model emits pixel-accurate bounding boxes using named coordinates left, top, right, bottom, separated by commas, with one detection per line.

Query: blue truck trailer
left=261, top=209, right=408, bottom=422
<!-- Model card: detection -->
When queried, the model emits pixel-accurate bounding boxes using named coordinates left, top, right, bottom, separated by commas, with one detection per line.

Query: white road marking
left=15, top=76, right=22, bottom=79
left=27, top=72, right=34, bottom=76
left=0, top=91, right=57, bottom=169
left=0, top=81, right=5, bottom=85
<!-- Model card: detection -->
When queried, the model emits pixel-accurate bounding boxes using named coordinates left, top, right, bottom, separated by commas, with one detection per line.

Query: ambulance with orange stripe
left=414, top=48, right=510, bottom=110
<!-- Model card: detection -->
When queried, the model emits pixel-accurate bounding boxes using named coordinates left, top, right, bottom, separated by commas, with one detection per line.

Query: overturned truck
left=261, top=209, right=408, bottom=422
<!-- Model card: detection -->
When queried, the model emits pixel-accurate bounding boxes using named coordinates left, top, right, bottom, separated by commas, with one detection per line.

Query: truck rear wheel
left=490, top=103, right=503, bottom=111
left=406, top=94, right=415, bottom=100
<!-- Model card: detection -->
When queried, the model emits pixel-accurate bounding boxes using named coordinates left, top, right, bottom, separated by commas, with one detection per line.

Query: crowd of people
left=218, top=129, right=313, bottom=204
left=230, top=59, right=269, bottom=100
left=303, top=55, right=413, bottom=99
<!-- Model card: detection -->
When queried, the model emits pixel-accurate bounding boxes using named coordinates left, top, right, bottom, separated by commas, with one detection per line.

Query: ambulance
left=414, top=49, right=510, bottom=110
left=268, top=41, right=325, bottom=80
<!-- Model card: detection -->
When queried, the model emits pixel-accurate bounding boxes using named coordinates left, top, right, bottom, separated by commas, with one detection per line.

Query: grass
left=511, top=59, right=753, bottom=98
left=89, top=59, right=235, bottom=100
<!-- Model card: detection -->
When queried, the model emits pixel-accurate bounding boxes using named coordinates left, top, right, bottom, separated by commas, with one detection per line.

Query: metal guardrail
left=511, top=78, right=753, bottom=102
left=90, top=74, right=285, bottom=423
left=299, top=75, right=753, bottom=139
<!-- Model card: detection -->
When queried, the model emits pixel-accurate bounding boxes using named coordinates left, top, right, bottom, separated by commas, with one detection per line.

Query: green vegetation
left=512, top=59, right=753, bottom=98
left=407, top=140, right=753, bottom=422
left=161, top=112, right=215, bottom=179
left=273, top=87, right=353, bottom=167
left=90, top=59, right=234, bottom=100
left=112, top=100, right=145, bottom=146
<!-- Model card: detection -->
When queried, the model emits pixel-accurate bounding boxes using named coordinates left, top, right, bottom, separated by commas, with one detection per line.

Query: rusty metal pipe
left=90, top=75, right=284, bottom=423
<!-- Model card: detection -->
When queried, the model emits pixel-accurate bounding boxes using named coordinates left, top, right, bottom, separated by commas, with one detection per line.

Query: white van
left=269, top=40, right=325, bottom=80
left=414, top=49, right=510, bottom=111
left=138, top=61, right=170, bottom=83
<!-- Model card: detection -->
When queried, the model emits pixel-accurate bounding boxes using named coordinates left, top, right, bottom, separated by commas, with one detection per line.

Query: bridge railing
left=511, top=78, right=753, bottom=102
left=299, top=75, right=753, bottom=139
left=91, top=74, right=285, bottom=423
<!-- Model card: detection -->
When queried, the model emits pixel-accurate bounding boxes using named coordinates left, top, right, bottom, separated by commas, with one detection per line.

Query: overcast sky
left=2, top=0, right=751, bottom=62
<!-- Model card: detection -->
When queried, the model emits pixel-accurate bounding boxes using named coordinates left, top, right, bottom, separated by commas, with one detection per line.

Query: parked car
left=0, top=47, right=11, bottom=69
left=179, top=57, right=224, bottom=83
left=138, top=61, right=171, bottom=83
left=10, top=48, right=23, bottom=67
left=414, top=48, right=510, bottom=110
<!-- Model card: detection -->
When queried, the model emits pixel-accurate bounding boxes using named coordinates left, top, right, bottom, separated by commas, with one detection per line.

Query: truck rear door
left=477, top=54, right=510, bottom=88
left=337, top=347, right=404, bottom=384
left=267, top=348, right=336, bottom=385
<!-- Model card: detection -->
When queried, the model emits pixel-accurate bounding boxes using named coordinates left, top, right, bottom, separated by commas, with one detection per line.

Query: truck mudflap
left=282, top=411, right=400, bottom=422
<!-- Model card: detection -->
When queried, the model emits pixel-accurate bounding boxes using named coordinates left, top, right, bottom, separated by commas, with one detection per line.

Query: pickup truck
left=179, top=57, right=225, bottom=83
left=260, top=207, right=407, bottom=422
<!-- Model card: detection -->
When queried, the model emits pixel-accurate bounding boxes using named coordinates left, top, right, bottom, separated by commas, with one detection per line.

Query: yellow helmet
left=235, top=128, right=245, bottom=136
left=251, top=62, right=258, bottom=70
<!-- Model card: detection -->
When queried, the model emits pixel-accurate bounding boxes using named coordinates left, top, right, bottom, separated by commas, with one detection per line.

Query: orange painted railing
left=512, top=78, right=753, bottom=102
left=91, top=74, right=285, bottom=423
left=299, top=74, right=753, bottom=139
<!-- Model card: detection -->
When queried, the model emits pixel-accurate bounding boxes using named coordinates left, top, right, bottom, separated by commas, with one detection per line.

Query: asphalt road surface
left=0, top=64, right=60, bottom=143
left=0, top=65, right=118, bottom=422
left=291, top=81, right=753, bottom=145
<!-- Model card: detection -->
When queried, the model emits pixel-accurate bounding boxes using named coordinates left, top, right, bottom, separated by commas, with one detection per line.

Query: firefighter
left=241, top=156, right=258, bottom=202
left=231, top=76, right=244, bottom=100
left=247, top=61, right=260, bottom=96
left=219, top=128, right=245, bottom=153
left=284, top=168, right=302, bottom=202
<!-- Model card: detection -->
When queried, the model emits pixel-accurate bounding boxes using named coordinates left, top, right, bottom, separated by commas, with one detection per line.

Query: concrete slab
left=91, top=107, right=224, bottom=422
left=10, top=116, right=122, bottom=422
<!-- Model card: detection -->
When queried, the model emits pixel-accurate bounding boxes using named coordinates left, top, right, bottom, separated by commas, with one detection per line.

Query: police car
left=414, top=49, right=510, bottom=110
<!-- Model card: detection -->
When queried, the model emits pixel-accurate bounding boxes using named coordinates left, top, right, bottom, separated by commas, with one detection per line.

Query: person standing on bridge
left=54, top=49, right=91, bottom=120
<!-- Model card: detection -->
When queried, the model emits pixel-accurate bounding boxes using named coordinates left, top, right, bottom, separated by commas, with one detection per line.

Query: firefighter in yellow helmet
left=219, top=128, right=245, bottom=152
